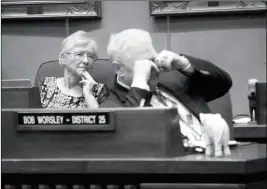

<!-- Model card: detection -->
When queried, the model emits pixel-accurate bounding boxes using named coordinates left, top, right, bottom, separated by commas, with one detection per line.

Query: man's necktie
left=152, top=88, right=205, bottom=149
left=153, top=89, right=169, bottom=106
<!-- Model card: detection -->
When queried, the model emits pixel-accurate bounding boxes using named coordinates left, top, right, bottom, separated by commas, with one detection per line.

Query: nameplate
left=17, top=112, right=115, bottom=131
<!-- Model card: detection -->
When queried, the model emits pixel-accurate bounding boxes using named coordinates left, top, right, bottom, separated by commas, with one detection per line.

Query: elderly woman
left=38, top=30, right=109, bottom=108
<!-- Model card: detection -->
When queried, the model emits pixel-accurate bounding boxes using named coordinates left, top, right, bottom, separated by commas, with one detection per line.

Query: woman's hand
left=79, top=71, right=99, bottom=108
left=80, top=71, right=97, bottom=95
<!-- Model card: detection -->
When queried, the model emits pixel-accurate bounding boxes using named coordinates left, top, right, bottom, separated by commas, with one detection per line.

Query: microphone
left=248, top=79, right=258, bottom=122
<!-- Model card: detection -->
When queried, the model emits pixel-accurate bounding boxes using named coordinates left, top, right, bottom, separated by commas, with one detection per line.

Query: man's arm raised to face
left=155, top=50, right=232, bottom=102
left=124, top=60, right=159, bottom=107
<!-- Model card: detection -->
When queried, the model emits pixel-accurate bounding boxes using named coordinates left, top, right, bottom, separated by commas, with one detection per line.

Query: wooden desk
left=2, top=108, right=266, bottom=188
left=2, top=144, right=266, bottom=189
left=234, top=124, right=266, bottom=143
left=2, top=143, right=266, bottom=174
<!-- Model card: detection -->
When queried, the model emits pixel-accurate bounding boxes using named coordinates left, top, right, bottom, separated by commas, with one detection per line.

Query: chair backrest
left=35, top=59, right=115, bottom=89
left=35, top=60, right=62, bottom=85
left=208, top=92, right=234, bottom=140
left=91, top=59, right=115, bottom=89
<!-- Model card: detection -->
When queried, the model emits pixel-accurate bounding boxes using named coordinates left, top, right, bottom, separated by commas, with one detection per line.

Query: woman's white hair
left=59, top=30, right=98, bottom=66
left=107, top=29, right=157, bottom=66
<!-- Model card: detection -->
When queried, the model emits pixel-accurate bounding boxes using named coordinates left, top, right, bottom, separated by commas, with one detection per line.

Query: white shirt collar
left=117, top=75, right=130, bottom=90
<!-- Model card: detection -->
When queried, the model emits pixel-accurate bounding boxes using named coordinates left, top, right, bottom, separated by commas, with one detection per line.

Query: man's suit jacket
left=100, top=54, right=232, bottom=120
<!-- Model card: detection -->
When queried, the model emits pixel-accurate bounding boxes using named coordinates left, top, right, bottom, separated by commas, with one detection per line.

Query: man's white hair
left=59, top=30, right=98, bottom=66
left=107, top=29, right=157, bottom=65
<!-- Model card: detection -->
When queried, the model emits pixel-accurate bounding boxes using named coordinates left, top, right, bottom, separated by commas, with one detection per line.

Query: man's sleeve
left=181, top=54, right=233, bottom=102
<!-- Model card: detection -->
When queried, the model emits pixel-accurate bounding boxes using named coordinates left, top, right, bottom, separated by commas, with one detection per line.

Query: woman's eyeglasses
left=65, top=52, right=98, bottom=62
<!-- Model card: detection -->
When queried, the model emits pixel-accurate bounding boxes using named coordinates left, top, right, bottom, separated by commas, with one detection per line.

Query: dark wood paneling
left=256, top=83, right=266, bottom=124
left=1, top=87, right=41, bottom=108
left=1, top=108, right=184, bottom=159
left=234, top=124, right=266, bottom=141
left=141, top=183, right=245, bottom=189
left=2, top=144, right=266, bottom=174
left=141, top=181, right=267, bottom=189
left=2, top=181, right=266, bottom=189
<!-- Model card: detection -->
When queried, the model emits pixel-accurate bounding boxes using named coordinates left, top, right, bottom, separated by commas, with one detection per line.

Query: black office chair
left=208, top=92, right=235, bottom=140
left=34, top=59, right=115, bottom=89
left=35, top=60, right=62, bottom=86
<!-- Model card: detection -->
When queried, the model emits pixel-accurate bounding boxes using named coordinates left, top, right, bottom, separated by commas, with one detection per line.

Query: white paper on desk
left=192, top=140, right=239, bottom=149
left=233, top=117, right=251, bottom=124
left=184, top=140, right=240, bottom=153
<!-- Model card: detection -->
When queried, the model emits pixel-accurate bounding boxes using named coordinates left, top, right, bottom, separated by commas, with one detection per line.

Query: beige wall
left=169, top=15, right=266, bottom=116
left=1, top=1, right=266, bottom=116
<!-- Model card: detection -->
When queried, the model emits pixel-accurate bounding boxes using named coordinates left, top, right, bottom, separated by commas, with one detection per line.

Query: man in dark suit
left=101, top=29, right=232, bottom=157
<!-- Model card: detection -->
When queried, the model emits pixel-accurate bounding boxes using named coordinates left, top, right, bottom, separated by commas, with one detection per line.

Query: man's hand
left=80, top=71, right=97, bottom=95
left=199, top=113, right=231, bottom=157
left=155, top=50, right=193, bottom=74
left=131, top=60, right=159, bottom=91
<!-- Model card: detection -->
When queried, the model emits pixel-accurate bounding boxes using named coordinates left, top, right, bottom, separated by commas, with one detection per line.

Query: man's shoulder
left=99, top=90, right=125, bottom=108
